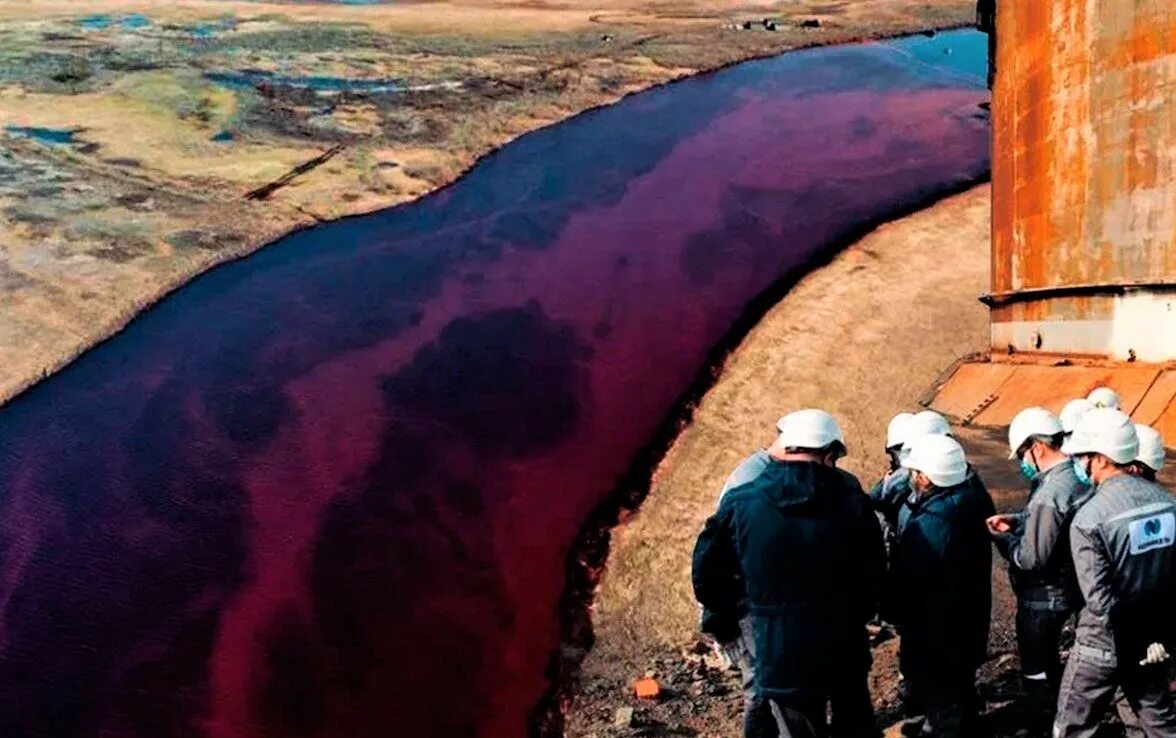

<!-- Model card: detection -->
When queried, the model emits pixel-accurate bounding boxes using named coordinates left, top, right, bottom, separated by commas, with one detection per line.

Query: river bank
left=565, top=185, right=1000, bottom=736
left=0, top=0, right=978, bottom=405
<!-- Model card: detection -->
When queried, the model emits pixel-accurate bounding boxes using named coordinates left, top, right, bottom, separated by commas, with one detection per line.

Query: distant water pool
left=4, top=125, right=79, bottom=145
left=76, top=13, right=152, bottom=31
left=204, top=69, right=404, bottom=94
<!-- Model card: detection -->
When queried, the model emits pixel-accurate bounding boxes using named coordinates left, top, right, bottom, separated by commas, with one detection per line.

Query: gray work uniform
left=993, top=461, right=1093, bottom=694
left=1054, top=474, right=1176, bottom=738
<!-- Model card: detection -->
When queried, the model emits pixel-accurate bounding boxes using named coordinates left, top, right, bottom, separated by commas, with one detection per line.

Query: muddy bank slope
left=568, top=184, right=995, bottom=736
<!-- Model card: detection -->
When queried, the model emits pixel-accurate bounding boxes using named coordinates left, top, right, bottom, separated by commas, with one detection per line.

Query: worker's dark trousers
left=1054, top=644, right=1176, bottom=738
left=906, top=671, right=979, bottom=738
left=735, top=618, right=878, bottom=738
left=1015, top=602, right=1072, bottom=728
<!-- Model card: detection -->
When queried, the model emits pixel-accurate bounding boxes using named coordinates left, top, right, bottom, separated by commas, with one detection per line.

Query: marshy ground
left=0, top=0, right=977, bottom=403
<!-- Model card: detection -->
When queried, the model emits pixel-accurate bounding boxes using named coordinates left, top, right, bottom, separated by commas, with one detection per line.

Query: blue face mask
left=1074, top=457, right=1093, bottom=486
left=1019, top=459, right=1038, bottom=481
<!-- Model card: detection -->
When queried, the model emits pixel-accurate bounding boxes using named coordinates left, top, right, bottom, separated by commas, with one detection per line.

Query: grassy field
left=0, top=0, right=976, bottom=402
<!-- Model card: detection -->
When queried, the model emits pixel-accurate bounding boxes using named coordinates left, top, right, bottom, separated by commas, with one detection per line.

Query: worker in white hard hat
left=1087, top=386, right=1122, bottom=411
left=870, top=410, right=953, bottom=532
left=1126, top=424, right=1167, bottom=483
left=986, top=407, right=1094, bottom=729
left=694, top=409, right=885, bottom=738
left=886, top=413, right=916, bottom=468
left=883, top=434, right=996, bottom=738
left=1053, top=409, right=1176, bottom=738
left=1060, top=398, right=1095, bottom=438
left=868, top=412, right=917, bottom=546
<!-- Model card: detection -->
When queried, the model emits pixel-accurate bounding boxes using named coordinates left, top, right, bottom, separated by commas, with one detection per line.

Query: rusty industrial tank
left=988, top=0, right=1175, bottom=361
left=929, top=0, right=1176, bottom=440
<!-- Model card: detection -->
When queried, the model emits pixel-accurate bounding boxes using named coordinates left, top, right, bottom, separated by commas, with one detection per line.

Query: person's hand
left=1140, top=643, right=1171, bottom=666
left=986, top=514, right=1015, bottom=535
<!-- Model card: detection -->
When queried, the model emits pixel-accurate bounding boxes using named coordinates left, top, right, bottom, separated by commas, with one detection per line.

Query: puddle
left=204, top=69, right=404, bottom=94
left=4, top=125, right=80, bottom=145
left=76, top=13, right=154, bottom=31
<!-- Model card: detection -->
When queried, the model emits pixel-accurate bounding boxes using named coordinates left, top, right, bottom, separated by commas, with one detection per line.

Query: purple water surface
left=0, top=31, right=990, bottom=738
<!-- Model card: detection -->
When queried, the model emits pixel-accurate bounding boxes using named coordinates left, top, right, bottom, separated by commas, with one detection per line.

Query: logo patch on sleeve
left=1129, top=512, right=1176, bottom=555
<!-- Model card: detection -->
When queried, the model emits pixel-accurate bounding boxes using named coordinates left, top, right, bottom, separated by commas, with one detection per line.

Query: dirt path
left=567, top=185, right=1004, bottom=736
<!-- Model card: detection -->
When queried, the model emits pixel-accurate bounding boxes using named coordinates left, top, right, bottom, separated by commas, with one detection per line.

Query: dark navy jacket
left=692, top=461, right=885, bottom=698
left=884, top=470, right=996, bottom=680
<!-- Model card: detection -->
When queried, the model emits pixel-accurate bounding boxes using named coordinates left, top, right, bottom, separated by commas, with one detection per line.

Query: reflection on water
left=0, top=31, right=989, bottom=738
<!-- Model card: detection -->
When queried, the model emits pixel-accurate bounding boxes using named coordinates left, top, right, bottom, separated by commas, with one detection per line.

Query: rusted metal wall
left=990, top=0, right=1176, bottom=360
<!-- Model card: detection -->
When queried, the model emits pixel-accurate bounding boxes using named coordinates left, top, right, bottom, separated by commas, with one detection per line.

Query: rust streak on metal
left=989, top=0, right=1176, bottom=359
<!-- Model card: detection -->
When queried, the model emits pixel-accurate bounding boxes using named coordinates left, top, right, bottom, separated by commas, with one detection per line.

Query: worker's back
left=1071, top=474, right=1176, bottom=661
left=696, top=461, right=884, bottom=698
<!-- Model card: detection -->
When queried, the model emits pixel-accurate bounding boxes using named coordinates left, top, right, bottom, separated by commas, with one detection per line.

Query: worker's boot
left=1020, top=677, right=1054, bottom=736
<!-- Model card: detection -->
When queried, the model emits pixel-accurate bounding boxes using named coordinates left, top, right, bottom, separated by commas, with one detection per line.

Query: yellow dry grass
left=573, top=184, right=993, bottom=690
left=0, top=0, right=976, bottom=406
left=0, top=0, right=975, bottom=35
left=0, top=88, right=312, bottom=186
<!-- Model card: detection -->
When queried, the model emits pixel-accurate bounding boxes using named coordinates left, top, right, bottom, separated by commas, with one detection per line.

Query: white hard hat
left=1007, top=407, right=1064, bottom=459
left=1062, top=408, right=1139, bottom=465
left=1060, top=398, right=1094, bottom=434
left=1134, top=424, right=1167, bottom=473
left=776, top=409, right=846, bottom=457
left=886, top=412, right=916, bottom=450
left=1087, top=387, right=1122, bottom=410
left=902, top=434, right=968, bottom=488
left=900, top=410, right=952, bottom=454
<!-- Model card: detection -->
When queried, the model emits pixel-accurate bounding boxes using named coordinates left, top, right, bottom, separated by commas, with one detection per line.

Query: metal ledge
left=979, top=281, right=1176, bottom=307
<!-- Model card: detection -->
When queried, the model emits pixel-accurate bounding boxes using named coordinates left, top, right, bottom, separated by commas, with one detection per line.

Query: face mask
left=1074, top=457, right=1093, bottom=486
left=1019, top=459, right=1038, bottom=481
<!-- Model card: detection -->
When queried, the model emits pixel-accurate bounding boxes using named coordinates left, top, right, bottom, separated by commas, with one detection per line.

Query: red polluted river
left=0, top=31, right=990, bottom=738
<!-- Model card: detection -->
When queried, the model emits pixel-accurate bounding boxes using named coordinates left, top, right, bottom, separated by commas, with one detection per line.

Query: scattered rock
left=800, top=18, right=822, bottom=28
left=613, top=705, right=634, bottom=727
left=921, top=29, right=937, bottom=37
left=633, top=676, right=661, bottom=699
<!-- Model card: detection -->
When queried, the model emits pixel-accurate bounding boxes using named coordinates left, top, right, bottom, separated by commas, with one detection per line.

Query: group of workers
left=692, top=387, right=1176, bottom=738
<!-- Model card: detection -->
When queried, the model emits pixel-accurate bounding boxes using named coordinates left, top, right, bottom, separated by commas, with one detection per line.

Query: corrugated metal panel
left=929, top=362, right=1017, bottom=421
left=1132, top=370, right=1176, bottom=425
left=990, top=0, right=1176, bottom=358
left=929, top=360, right=1176, bottom=445
left=970, top=364, right=1161, bottom=426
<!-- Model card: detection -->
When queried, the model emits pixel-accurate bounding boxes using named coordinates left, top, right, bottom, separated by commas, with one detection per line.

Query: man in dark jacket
left=886, top=434, right=996, bottom=738
left=693, top=409, right=885, bottom=738
left=987, top=407, right=1094, bottom=728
